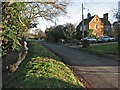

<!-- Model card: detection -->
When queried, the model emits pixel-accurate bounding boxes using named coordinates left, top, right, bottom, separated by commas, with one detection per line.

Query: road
left=41, top=42, right=119, bottom=89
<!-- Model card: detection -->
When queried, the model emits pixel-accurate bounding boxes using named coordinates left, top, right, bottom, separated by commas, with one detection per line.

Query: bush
left=67, top=39, right=80, bottom=45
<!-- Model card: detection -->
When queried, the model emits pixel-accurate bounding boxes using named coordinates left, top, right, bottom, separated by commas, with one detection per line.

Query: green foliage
left=24, top=56, right=84, bottom=88
left=4, top=41, right=84, bottom=88
left=45, top=23, right=76, bottom=43
left=86, top=29, right=96, bottom=38
left=76, top=31, right=82, bottom=40
left=52, top=25, right=66, bottom=42
left=2, top=2, right=68, bottom=56
left=2, top=2, right=26, bottom=55
left=45, top=26, right=55, bottom=41
left=76, top=22, right=97, bottom=40
left=45, top=25, right=66, bottom=42
left=84, top=43, right=118, bottom=55
left=76, top=30, right=91, bottom=40
left=63, top=23, right=76, bottom=40
left=25, top=41, right=60, bottom=61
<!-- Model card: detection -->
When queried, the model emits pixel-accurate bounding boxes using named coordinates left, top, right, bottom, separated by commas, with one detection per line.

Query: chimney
left=103, top=13, right=108, bottom=20
left=87, top=13, right=91, bottom=18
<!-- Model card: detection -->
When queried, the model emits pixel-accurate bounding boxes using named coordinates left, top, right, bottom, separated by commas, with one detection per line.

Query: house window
left=80, top=26, right=86, bottom=31
left=80, top=26, right=82, bottom=31
left=94, top=24, right=98, bottom=29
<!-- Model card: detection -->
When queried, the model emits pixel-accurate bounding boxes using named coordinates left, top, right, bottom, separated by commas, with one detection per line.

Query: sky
left=31, top=0, right=119, bottom=32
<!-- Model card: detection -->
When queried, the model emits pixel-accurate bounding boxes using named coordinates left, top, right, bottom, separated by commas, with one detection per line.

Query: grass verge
left=84, top=43, right=118, bottom=55
left=0, top=48, right=2, bottom=57
left=3, top=41, right=85, bottom=89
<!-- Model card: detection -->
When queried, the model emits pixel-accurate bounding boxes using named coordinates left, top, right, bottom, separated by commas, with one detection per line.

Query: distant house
left=76, top=13, right=111, bottom=37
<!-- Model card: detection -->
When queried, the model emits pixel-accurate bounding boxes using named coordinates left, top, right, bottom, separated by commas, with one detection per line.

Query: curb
left=42, top=44, right=68, bottom=64
left=68, top=66, right=92, bottom=89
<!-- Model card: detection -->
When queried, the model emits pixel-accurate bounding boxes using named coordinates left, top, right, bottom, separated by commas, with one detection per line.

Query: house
left=76, top=13, right=111, bottom=37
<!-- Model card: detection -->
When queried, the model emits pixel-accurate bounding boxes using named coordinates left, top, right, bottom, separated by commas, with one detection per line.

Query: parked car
left=81, top=37, right=97, bottom=43
left=98, top=36, right=116, bottom=42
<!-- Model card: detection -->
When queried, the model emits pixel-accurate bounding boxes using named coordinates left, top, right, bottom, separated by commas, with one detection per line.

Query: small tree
left=63, top=23, right=76, bottom=40
left=45, top=25, right=66, bottom=42
left=45, top=26, right=56, bottom=41
left=52, top=25, right=66, bottom=42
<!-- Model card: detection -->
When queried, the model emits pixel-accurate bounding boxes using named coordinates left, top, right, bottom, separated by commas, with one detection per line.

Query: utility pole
left=118, top=1, right=120, bottom=23
left=118, top=1, right=120, bottom=55
left=82, top=3, right=84, bottom=39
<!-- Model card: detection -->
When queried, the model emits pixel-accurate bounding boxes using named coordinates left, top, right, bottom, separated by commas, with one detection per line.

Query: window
left=80, top=26, right=86, bottom=31
left=94, top=24, right=98, bottom=29
left=80, top=26, right=82, bottom=31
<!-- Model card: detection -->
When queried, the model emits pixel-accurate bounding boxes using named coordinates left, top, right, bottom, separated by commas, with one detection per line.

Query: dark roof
left=78, top=15, right=111, bottom=26
left=79, top=15, right=95, bottom=26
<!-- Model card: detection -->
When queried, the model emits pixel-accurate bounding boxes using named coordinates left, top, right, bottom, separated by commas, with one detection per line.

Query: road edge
left=41, top=43, right=92, bottom=89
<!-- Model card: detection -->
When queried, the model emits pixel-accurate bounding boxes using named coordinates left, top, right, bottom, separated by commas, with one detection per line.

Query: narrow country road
left=41, top=42, right=119, bottom=89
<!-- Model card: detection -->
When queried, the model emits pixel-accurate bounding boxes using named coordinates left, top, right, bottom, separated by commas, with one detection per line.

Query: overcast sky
left=35, top=0, right=119, bottom=32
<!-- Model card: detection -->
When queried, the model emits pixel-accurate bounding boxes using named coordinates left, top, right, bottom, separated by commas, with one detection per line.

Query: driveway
left=41, top=42, right=119, bottom=89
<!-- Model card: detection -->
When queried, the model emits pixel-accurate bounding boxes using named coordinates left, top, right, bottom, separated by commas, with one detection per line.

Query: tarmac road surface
left=41, top=42, right=119, bottom=89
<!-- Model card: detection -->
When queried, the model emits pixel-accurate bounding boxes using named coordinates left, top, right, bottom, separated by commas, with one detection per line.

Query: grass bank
left=84, top=43, right=118, bottom=55
left=0, top=48, right=2, bottom=57
left=3, top=41, right=84, bottom=89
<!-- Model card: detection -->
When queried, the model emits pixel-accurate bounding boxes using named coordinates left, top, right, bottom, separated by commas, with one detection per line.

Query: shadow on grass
left=2, top=76, right=84, bottom=89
